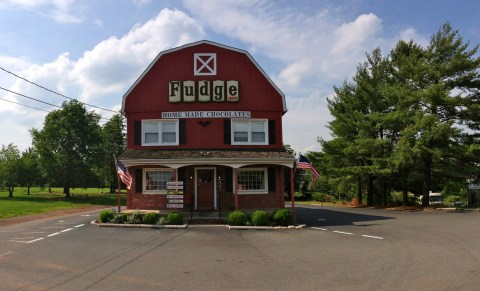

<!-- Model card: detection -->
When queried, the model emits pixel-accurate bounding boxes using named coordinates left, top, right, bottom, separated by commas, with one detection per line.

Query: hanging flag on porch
left=297, top=154, right=320, bottom=180
left=116, top=159, right=132, bottom=190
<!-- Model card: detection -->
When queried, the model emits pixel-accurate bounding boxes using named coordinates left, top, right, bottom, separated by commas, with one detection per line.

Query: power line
left=0, top=86, right=62, bottom=109
left=0, top=66, right=119, bottom=113
left=0, top=86, right=110, bottom=121
left=0, top=97, right=50, bottom=113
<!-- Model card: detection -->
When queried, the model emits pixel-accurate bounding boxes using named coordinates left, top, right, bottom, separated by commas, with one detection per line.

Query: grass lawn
left=0, top=187, right=126, bottom=219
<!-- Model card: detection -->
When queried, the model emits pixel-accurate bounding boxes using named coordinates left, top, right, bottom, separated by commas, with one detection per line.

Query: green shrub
left=99, top=209, right=115, bottom=223
left=143, top=212, right=159, bottom=224
left=272, top=208, right=293, bottom=226
left=227, top=210, right=248, bottom=226
left=158, top=216, right=168, bottom=225
left=112, top=213, right=128, bottom=224
left=127, top=209, right=143, bottom=224
left=167, top=211, right=183, bottom=225
left=251, top=210, right=269, bottom=226
left=312, top=192, right=326, bottom=202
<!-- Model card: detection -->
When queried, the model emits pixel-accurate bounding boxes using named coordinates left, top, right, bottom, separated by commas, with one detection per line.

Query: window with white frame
left=142, top=120, right=178, bottom=146
left=143, top=169, right=174, bottom=194
left=232, top=119, right=268, bottom=145
left=237, top=168, right=268, bottom=194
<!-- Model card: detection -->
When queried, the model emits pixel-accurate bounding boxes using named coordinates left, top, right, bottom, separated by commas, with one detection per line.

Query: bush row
left=99, top=209, right=184, bottom=225
left=227, top=208, right=293, bottom=226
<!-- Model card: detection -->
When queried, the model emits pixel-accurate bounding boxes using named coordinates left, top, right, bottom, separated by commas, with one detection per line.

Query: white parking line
left=74, top=224, right=85, bottom=228
left=0, top=251, right=13, bottom=257
left=60, top=228, right=73, bottom=233
left=47, top=232, right=60, bottom=237
left=333, top=231, right=354, bottom=235
left=361, top=235, right=384, bottom=240
left=311, top=227, right=328, bottom=231
left=10, top=237, right=44, bottom=244
left=9, top=237, right=35, bottom=240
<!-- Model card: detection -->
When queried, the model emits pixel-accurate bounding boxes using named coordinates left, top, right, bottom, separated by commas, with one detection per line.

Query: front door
left=195, top=168, right=216, bottom=210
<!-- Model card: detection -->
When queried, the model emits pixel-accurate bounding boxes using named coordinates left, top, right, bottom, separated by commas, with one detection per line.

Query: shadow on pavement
left=294, top=206, right=395, bottom=227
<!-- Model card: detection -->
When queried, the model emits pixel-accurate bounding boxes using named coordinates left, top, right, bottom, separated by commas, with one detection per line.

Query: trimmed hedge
left=143, top=212, right=159, bottom=224
left=167, top=211, right=184, bottom=225
left=272, top=208, right=293, bottom=226
left=251, top=210, right=269, bottom=226
left=99, top=209, right=115, bottom=223
left=227, top=210, right=248, bottom=226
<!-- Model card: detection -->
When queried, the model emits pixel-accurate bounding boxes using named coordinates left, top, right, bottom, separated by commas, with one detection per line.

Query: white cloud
left=1, top=0, right=82, bottom=23
left=332, top=13, right=383, bottom=54
left=0, top=8, right=205, bottom=150
left=278, top=59, right=312, bottom=86
left=132, top=0, right=150, bottom=8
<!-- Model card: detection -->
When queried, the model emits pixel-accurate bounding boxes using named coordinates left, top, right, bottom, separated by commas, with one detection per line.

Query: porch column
left=234, top=168, right=239, bottom=210
left=290, top=167, right=295, bottom=212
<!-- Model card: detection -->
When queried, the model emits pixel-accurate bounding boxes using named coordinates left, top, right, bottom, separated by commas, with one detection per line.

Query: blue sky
left=0, top=0, right=479, bottom=153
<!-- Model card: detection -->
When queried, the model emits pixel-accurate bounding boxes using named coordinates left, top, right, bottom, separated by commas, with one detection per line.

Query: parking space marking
left=333, top=231, right=354, bottom=235
left=311, top=227, right=385, bottom=240
left=361, top=235, right=384, bottom=240
left=0, top=251, right=13, bottom=257
left=8, top=224, right=85, bottom=244
left=10, top=237, right=44, bottom=244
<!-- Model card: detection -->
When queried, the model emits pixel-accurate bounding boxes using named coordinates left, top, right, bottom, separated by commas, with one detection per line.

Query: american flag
left=116, top=159, right=132, bottom=190
left=297, top=154, right=320, bottom=180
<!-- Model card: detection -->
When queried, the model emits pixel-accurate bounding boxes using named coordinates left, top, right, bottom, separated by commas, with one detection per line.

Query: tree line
left=0, top=100, right=125, bottom=198
left=306, top=22, right=480, bottom=207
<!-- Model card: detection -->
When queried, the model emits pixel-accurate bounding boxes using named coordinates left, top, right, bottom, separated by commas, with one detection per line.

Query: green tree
left=101, top=113, right=126, bottom=193
left=0, top=143, right=21, bottom=197
left=31, top=100, right=104, bottom=198
left=18, top=147, right=43, bottom=195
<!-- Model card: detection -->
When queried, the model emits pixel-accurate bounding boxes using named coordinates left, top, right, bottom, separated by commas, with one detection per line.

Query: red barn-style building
left=119, top=40, right=295, bottom=213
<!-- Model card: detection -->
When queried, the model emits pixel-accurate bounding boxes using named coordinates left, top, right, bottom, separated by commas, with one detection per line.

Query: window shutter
left=224, top=119, right=231, bottom=145
left=179, top=120, right=186, bottom=144
left=225, top=167, right=233, bottom=192
left=134, top=121, right=142, bottom=145
left=135, top=168, right=142, bottom=193
left=268, top=120, right=276, bottom=145
left=268, top=167, right=276, bottom=192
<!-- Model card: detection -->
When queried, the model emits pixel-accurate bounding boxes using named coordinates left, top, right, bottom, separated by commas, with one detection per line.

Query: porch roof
left=118, top=149, right=295, bottom=169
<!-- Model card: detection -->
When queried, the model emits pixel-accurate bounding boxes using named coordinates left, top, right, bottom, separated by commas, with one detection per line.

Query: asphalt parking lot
left=1, top=206, right=480, bottom=290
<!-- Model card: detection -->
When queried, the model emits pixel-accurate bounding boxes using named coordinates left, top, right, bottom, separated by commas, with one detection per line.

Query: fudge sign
left=169, top=80, right=239, bottom=103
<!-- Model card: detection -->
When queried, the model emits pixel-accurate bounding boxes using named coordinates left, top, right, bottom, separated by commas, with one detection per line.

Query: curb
left=227, top=224, right=306, bottom=230
left=91, top=221, right=188, bottom=229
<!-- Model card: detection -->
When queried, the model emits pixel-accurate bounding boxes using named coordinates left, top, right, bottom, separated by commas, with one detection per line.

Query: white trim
left=194, top=53, right=216, bottom=75
left=231, top=118, right=268, bottom=145
left=141, top=119, right=179, bottom=146
left=121, top=157, right=295, bottom=169
left=143, top=168, right=175, bottom=194
left=237, top=168, right=268, bottom=194
left=194, top=167, right=217, bottom=210
left=121, top=40, right=287, bottom=114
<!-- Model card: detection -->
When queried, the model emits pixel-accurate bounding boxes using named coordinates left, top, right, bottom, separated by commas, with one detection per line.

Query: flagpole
left=117, top=174, right=121, bottom=213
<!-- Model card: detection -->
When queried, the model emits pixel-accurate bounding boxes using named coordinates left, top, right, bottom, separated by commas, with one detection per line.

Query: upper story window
left=231, top=119, right=268, bottom=145
left=142, top=120, right=179, bottom=146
